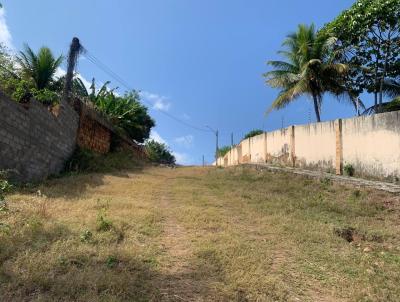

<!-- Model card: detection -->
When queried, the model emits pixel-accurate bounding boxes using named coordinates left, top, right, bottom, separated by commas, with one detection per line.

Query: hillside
left=1, top=166, right=400, bottom=301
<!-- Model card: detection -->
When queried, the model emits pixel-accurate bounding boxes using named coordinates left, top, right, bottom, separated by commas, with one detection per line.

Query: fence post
left=290, top=125, right=296, bottom=167
left=335, top=119, right=343, bottom=175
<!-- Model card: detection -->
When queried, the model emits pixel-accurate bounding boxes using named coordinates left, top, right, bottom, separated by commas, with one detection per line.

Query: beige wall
left=295, top=120, right=336, bottom=172
left=342, top=112, right=400, bottom=179
left=217, top=111, right=400, bottom=180
left=266, top=128, right=291, bottom=165
left=249, top=133, right=266, bottom=163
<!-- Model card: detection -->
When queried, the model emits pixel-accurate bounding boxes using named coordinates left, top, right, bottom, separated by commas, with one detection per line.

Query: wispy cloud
left=139, top=91, right=171, bottom=111
left=174, top=135, right=194, bottom=148
left=182, top=113, right=191, bottom=120
left=0, top=7, right=13, bottom=49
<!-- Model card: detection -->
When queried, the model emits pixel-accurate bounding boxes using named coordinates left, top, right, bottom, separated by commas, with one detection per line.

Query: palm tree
left=264, top=24, right=350, bottom=122
left=16, top=45, right=63, bottom=90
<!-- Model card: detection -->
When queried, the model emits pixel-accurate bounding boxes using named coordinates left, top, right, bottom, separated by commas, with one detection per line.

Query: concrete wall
left=250, top=133, right=266, bottom=163
left=342, top=112, right=400, bottom=179
left=295, top=120, right=336, bottom=172
left=266, top=128, right=291, bottom=165
left=218, top=111, right=400, bottom=181
left=0, top=92, right=78, bottom=182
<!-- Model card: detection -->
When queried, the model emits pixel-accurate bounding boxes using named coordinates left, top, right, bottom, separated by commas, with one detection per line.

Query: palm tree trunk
left=312, top=94, right=321, bottom=122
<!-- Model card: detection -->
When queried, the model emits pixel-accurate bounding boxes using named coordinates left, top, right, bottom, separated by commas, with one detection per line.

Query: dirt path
left=156, top=177, right=204, bottom=302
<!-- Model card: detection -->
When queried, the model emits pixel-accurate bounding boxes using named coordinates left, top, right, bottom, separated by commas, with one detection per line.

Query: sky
left=0, top=0, right=368, bottom=165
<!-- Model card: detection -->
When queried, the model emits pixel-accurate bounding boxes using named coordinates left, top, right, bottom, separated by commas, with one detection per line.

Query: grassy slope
left=1, top=165, right=400, bottom=301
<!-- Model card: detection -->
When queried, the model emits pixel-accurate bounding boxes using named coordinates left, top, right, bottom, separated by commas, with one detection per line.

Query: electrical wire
left=81, top=47, right=213, bottom=133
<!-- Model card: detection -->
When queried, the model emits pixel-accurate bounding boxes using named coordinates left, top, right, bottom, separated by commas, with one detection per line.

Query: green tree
left=145, top=140, right=176, bottom=165
left=322, top=0, right=400, bottom=110
left=94, top=90, right=155, bottom=143
left=264, top=24, right=352, bottom=122
left=16, top=45, right=63, bottom=90
left=244, top=129, right=263, bottom=139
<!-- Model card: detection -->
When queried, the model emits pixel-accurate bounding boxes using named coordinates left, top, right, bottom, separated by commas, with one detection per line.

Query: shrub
left=344, top=164, right=355, bottom=177
left=65, top=149, right=142, bottom=174
left=106, top=256, right=119, bottom=268
left=96, top=212, right=113, bottom=232
left=145, top=140, right=176, bottom=165
left=0, top=172, right=12, bottom=202
left=80, top=230, right=93, bottom=242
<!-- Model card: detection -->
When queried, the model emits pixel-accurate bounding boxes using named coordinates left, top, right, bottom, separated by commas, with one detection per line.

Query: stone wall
left=218, top=111, right=400, bottom=181
left=0, top=92, right=78, bottom=182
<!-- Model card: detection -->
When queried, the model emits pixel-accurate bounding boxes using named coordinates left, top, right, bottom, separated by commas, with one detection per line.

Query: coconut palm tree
left=16, top=45, right=63, bottom=90
left=264, top=24, right=351, bottom=122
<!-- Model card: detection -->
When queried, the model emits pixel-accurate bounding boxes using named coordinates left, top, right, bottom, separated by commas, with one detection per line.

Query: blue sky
left=1, top=0, right=366, bottom=165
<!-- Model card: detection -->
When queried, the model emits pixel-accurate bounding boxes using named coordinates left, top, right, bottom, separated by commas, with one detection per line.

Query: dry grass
left=1, top=165, right=400, bottom=301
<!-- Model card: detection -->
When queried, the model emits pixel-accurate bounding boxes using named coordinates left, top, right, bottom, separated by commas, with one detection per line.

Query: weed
left=344, top=164, right=355, bottom=176
left=96, top=212, right=113, bottom=232
left=320, top=177, right=332, bottom=186
left=0, top=200, right=8, bottom=212
left=106, top=256, right=119, bottom=268
left=80, top=230, right=93, bottom=242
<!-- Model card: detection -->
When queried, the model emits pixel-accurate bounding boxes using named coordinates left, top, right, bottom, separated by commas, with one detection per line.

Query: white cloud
left=173, top=152, right=191, bottom=165
left=174, top=135, right=194, bottom=148
left=149, top=130, right=167, bottom=145
left=0, top=8, right=13, bottom=49
left=139, top=91, right=171, bottom=111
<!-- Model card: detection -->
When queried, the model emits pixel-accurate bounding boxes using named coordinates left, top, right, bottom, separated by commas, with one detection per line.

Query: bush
left=0, top=172, right=12, bottom=202
left=65, top=149, right=142, bottom=174
left=344, top=164, right=355, bottom=177
left=145, top=140, right=176, bottom=165
left=97, top=213, right=113, bottom=232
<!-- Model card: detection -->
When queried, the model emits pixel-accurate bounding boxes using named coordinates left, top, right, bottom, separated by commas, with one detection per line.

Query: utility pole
left=231, top=132, right=234, bottom=147
left=206, top=125, right=219, bottom=166
left=216, top=130, right=219, bottom=166
left=202, top=155, right=205, bottom=167
left=63, top=37, right=83, bottom=103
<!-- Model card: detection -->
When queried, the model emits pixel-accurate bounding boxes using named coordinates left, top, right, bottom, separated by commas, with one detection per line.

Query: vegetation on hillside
left=145, top=140, right=176, bottom=165
left=1, top=166, right=400, bottom=300
left=0, top=44, right=155, bottom=143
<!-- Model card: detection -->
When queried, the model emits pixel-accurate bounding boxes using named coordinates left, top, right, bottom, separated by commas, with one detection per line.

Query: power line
left=81, top=47, right=212, bottom=133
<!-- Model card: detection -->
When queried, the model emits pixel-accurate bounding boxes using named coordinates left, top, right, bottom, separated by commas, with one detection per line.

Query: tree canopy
left=93, top=90, right=155, bottom=143
left=264, top=24, right=352, bottom=122
left=322, top=0, right=400, bottom=109
left=145, top=140, right=176, bottom=165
